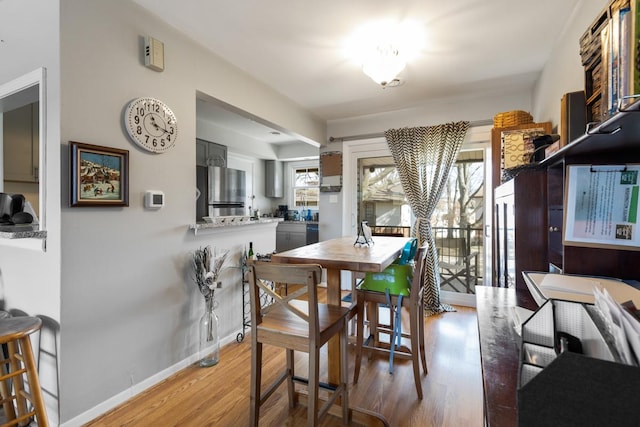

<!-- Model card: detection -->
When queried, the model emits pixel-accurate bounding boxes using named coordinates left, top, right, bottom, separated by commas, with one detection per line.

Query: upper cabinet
left=3, top=102, right=39, bottom=183
left=196, top=138, right=227, bottom=167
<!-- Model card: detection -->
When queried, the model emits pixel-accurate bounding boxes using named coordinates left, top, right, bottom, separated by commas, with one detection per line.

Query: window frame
left=289, top=161, right=319, bottom=209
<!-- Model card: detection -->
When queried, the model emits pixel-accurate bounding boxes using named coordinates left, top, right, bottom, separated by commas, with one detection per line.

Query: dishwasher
left=306, top=223, right=319, bottom=244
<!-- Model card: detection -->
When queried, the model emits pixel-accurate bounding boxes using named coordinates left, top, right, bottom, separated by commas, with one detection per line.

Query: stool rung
left=0, top=409, right=36, bottom=427
left=0, top=367, right=27, bottom=382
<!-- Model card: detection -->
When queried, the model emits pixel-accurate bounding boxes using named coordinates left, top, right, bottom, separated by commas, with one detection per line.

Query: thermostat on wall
left=145, top=190, right=165, bottom=209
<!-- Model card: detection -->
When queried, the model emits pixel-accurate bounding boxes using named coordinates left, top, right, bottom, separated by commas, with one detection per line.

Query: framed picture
left=564, top=164, right=640, bottom=250
left=69, top=141, right=129, bottom=207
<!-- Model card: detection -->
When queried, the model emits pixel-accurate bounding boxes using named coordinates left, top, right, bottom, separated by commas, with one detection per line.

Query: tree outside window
left=294, top=167, right=319, bottom=208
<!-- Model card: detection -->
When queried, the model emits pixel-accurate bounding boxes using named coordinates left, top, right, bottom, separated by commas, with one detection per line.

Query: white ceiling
left=134, top=0, right=581, bottom=144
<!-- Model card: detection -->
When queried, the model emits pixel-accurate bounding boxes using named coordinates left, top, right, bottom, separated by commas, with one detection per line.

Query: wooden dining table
left=270, top=235, right=411, bottom=385
left=271, top=235, right=410, bottom=426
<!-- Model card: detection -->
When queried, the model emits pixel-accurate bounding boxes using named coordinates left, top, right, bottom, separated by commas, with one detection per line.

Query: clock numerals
left=125, top=97, right=178, bottom=153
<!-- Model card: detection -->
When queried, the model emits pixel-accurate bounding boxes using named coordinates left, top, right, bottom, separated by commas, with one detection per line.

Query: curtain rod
left=328, top=119, right=493, bottom=142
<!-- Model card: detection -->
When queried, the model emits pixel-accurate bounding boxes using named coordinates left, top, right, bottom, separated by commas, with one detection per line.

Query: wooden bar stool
left=0, top=316, right=48, bottom=427
left=353, top=244, right=428, bottom=399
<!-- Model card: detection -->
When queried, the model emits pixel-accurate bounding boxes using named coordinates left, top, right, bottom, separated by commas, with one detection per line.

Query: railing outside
left=433, top=226, right=483, bottom=294
left=369, top=225, right=483, bottom=294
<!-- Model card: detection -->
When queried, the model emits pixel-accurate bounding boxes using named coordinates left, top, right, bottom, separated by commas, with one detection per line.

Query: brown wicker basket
left=493, top=110, right=534, bottom=128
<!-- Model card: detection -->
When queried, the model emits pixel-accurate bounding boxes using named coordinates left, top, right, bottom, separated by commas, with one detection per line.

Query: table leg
left=325, top=268, right=341, bottom=386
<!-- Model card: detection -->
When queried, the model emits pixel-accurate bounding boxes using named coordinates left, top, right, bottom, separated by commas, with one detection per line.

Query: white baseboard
left=441, top=290, right=476, bottom=307
left=60, top=329, right=245, bottom=427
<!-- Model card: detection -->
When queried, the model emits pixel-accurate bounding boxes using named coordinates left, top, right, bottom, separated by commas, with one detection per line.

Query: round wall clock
left=124, top=97, right=178, bottom=153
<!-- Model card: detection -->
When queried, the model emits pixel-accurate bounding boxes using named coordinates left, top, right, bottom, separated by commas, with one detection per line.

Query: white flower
left=192, top=246, right=229, bottom=300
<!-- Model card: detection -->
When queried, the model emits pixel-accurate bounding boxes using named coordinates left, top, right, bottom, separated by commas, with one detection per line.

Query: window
left=293, top=166, right=319, bottom=208
left=357, top=150, right=485, bottom=292
left=359, top=158, right=411, bottom=227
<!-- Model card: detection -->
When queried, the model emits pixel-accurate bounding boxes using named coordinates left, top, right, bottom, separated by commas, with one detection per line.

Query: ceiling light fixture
left=362, top=44, right=405, bottom=87
left=345, top=20, right=425, bottom=88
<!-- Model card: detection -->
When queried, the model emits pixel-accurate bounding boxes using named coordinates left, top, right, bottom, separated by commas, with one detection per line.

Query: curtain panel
left=385, top=121, right=470, bottom=314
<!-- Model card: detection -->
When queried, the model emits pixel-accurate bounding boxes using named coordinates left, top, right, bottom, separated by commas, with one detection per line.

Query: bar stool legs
left=0, top=317, right=49, bottom=427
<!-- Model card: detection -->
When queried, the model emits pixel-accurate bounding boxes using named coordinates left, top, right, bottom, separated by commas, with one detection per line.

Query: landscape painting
left=70, top=141, right=129, bottom=207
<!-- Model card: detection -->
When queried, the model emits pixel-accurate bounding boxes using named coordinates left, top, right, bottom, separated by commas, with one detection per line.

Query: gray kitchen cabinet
left=276, top=222, right=307, bottom=252
left=3, top=102, right=39, bottom=182
left=265, top=160, right=283, bottom=198
left=196, top=138, right=227, bottom=167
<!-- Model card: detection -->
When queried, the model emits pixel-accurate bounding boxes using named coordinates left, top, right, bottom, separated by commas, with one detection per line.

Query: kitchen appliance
left=0, top=193, right=26, bottom=224
left=207, top=166, right=246, bottom=217
left=277, top=204, right=289, bottom=219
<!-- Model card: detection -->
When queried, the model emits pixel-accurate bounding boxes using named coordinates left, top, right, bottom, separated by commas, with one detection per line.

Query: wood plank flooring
left=84, top=306, right=483, bottom=427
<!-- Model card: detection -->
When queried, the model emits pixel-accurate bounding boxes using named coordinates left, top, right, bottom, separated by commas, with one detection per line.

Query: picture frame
left=563, top=164, right=640, bottom=250
left=69, top=141, right=129, bottom=207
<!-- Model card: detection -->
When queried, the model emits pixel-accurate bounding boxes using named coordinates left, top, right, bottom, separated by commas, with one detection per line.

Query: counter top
left=279, top=220, right=319, bottom=225
left=0, top=224, right=47, bottom=239
left=189, top=217, right=282, bottom=234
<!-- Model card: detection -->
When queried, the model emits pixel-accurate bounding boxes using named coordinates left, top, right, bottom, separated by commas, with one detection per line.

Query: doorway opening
left=356, top=149, right=485, bottom=294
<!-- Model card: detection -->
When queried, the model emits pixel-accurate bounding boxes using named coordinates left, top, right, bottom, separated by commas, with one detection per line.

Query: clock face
left=124, top=97, right=178, bottom=153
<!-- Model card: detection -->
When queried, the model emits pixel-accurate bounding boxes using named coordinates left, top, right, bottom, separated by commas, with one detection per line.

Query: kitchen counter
left=189, top=217, right=282, bottom=235
left=281, top=220, right=319, bottom=225
left=0, top=224, right=47, bottom=239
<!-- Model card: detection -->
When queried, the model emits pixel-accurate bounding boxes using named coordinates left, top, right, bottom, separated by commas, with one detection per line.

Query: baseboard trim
left=441, top=290, right=476, bottom=307
left=60, top=330, right=244, bottom=427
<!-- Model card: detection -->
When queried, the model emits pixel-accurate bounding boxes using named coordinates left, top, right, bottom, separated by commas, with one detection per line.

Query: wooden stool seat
left=248, top=263, right=351, bottom=426
left=0, top=316, right=49, bottom=427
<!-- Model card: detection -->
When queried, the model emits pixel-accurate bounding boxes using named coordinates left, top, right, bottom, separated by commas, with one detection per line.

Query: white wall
left=533, top=0, right=610, bottom=124
left=0, top=1, right=61, bottom=319
left=0, top=0, right=61, bottom=423
left=55, top=0, right=323, bottom=423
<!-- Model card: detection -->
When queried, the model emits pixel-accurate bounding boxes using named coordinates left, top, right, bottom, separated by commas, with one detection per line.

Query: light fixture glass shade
left=362, top=44, right=406, bottom=86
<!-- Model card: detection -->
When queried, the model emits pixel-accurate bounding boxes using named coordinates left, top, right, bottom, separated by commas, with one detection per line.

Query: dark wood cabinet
left=494, top=101, right=640, bottom=287
left=493, top=102, right=640, bottom=288
left=543, top=102, right=640, bottom=280
left=493, top=170, right=548, bottom=289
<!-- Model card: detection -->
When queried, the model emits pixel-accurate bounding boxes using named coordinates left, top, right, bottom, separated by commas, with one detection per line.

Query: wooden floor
left=84, top=306, right=483, bottom=427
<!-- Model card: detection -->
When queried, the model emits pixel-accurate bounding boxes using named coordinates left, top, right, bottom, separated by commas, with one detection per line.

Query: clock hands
left=149, top=114, right=172, bottom=135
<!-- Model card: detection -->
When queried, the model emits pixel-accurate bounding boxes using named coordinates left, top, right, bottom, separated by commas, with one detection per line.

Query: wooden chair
left=248, top=262, right=351, bottom=426
left=353, top=245, right=428, bottom=399
left=436, top=236, right=478, bottom=294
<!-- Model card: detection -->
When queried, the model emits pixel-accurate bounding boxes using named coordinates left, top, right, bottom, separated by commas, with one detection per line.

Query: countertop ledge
left=0, top=224, right=47, bottom=239
left=280, top=220, right=319, bottom=224
left=189, top=217, right=283, bottom=233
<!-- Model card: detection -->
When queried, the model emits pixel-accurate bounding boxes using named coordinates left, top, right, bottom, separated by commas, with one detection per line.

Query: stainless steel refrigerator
left=204, top=166, right=246, bottom=218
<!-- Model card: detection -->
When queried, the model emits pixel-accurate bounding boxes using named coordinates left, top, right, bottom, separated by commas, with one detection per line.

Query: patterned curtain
left=385, top=121, right=470, bottom=314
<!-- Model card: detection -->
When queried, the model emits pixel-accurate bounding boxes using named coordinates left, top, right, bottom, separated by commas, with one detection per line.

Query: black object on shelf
left=518, top=299, right=640, bottom=426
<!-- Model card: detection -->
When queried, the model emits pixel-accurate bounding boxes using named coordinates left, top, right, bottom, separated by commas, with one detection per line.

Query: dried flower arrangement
left=191, top=246, right=229, bottom=301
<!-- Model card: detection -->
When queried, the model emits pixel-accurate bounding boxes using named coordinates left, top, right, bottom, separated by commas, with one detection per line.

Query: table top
left=271, top=236, right=410, bottom=273
left=475, top=285, right=537, bottom=427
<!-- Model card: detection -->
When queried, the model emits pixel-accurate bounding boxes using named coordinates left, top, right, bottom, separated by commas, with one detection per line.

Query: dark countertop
left=475, top=285, right=537, bottom=426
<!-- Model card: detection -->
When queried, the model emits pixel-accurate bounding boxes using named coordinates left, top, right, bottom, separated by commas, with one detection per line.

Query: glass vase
left=199, top=295, right=220, bottom=367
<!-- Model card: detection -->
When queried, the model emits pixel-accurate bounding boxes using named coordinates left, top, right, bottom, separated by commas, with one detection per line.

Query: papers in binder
left=538, top=274, right=599, bottom=296
left=511, top=306, right=534, bottom=336
left=593, top=287, right=639, bottom=365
